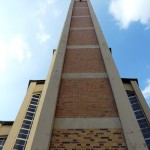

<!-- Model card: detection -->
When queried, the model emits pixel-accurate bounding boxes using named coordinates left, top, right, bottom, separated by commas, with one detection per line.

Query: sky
left=0, top=0, right=150, bottom=121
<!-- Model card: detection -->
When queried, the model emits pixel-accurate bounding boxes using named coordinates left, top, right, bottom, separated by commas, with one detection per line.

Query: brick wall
left=73, top=8, right=90, bottom=16
left=50, top=129, right=127, bottom=149
left=71, top=17, right=93, bottom=28
left=63, top=48, right=106, bottom=73
left=68, top=30, right=98, bottom=45
left=74, top=1, right=88, bottom=7
left=56, top=78, right=118, bottom=118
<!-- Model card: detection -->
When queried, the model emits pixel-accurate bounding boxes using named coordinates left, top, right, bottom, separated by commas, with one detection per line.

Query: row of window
left=13, top=94, right=41, bottom=150
left=0, top=137, right=6, bottom=150
left=127, top=92, right=150, bottom=149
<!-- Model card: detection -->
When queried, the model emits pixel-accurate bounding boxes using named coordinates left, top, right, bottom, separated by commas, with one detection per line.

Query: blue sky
left=0, top=0, right=150, bottom=121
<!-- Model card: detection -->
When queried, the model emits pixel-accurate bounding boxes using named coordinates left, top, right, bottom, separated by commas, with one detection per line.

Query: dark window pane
left=139, top=122, right=149, bottom=129
left=148, top=145, right=150, bottom=149
left=128, top=92, right=135, bottom=96
left=27, top=108, right=36, bottom=113
left=132, top=104, right=141, bottom=111
left=25, top=115, right=33, bottom=121
left=23, top=120, right=32, bottom=125
left=129, top=97, right=137, bottom=101
left=21, top=124, right=31, bottom=129
left=31, top=98, right=39, bottom=102
left=142, top=128, right=150, bottom=134
left=26, top=112, right=34, bottom=117
left=28, top=105, right=36, bottom=109
left=14, top=144, right=24, bottom=150
left=135, top=110, right=144, bottom=116
left=130, top=99, right=138, bottom=104
left=146, top=139, right=150, bottom=145
left=15, top=139, right=26, bottom=146
left=20, top=129, right=29, bottom=135
left=138, top=119, right=147, bottom=124
left=133, top=107, right=140, bottom=111
left=143, top=132, right=150, bottom=139
left=18, top=133, right=28, bottom=139
left=136, top=114, right=145, bottom=119
left=0, top=138, right=6, bottom=146
left=132, top=103, right=140, bottom=108
left=32, top=94, right=40, bottom=99
left=30, top=101, right=38, bottom=105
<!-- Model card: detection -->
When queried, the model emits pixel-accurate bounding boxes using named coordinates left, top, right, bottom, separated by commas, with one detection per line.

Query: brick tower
left=2, top=0, right=150, bottom=149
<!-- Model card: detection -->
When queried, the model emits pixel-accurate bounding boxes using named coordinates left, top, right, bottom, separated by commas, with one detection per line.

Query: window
left=13, top=93, right=41, bottom=150
left=0, top=137, right=7, bottom=150
left=127, top=92, right=150, bottom=149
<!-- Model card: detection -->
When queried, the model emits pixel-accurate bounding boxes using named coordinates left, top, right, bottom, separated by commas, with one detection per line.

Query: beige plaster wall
left=0, top=125, right=12, bottom=136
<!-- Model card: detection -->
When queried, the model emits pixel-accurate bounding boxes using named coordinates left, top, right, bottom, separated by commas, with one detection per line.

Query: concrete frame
left=72, top=16, right=90, bottom=18
left=87, top=0, right=147, bottom=149
left=27, top=1, right=74, bottom=149
left=67, top=45, right=99, bottom=49
left=54, top=118, right=121, bottom=129
left=62, top=73, right=108, bottom=79
left=70, top=27, right=94, bottom=30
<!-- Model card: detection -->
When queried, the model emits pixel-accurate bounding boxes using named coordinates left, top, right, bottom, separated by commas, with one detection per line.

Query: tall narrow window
left=0, top=137, right=7, bottom=150
left=127, top=92, right=150, bottom=149
left=13, top=93, right=41, bottom=150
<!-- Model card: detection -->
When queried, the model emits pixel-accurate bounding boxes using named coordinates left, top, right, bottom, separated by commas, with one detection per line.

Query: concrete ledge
left=70, top=27, right=94, bottom=30
left=67, top=45, right=99, bottom=49
left=62, top=73, right=108, bottom=79
left=72, top=16, right=90, bottom=18
left=75, top=0, right=87, bottom=1
left=54, top=118, right=121, bottom=129
left=75, top=7, right=88, bottom=8
left=74, top=7, right=88, bottom=9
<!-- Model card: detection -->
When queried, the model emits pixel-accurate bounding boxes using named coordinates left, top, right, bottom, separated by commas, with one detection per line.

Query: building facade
left=1, top=0, right=150, bottom=149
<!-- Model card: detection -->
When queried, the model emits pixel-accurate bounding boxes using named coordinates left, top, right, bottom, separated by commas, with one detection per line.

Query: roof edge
left=28, top=80, right=45, bottom=88
left=0, top=121, right=14, bottom=125
left=121, top=78, right=139, bottom=85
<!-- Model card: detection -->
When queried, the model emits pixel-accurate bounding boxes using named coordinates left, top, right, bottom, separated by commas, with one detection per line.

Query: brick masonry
left=73, top=8, right=90, bottom=16
left=67, top=30, right=98, bottom=45
left=50, top=129, right=127, bottom=149
left=63, top=48, right=106, bottom=73
left=74, top=1, right=88, bottom=7
left=56, top=78, right=118, bottom=118
left=71, top=17, right=93, bottom=28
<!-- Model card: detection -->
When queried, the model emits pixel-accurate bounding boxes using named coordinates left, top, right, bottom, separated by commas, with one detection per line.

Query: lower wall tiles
left=50, top=129, right=127, bottom=149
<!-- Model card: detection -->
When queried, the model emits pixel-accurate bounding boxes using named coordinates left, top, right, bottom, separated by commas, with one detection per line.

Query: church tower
left=2, top=0, right=150, bottom=149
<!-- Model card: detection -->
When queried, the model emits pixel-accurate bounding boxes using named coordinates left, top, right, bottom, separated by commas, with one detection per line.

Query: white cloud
left=34, top=0, right=56, bottom=16
left=142, top=79, right=150, bottom=99
left=36, top=21, right=51, bottom=43
left=36, top=32, right=50, bottom=43
left=0, top=35, right=31, bottom=71
left=109, top=0, right=150, bottom=29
